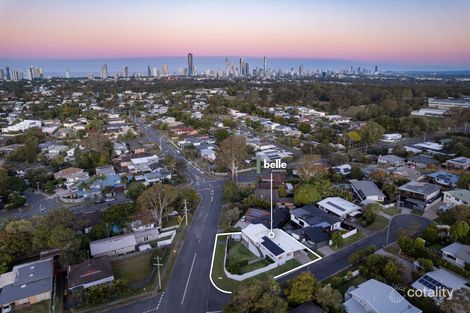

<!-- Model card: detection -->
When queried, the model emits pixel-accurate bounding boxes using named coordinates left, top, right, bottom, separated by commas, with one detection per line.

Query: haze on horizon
left=0, top=0, right=469, bottom=67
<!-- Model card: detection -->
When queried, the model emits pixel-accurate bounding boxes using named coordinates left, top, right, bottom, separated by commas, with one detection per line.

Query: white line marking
left=181, top=253, right=197, bottom=305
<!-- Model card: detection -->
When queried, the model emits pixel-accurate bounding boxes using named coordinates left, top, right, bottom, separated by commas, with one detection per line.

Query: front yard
left=331, top=230, right=364, bottom=251
left=211, top=235, right=303, bottom=292
left=17, top=301, right=49, bottom=313
left=111, top=252, right=153, bottom=286
left=226, top=241, right=271, bottom=275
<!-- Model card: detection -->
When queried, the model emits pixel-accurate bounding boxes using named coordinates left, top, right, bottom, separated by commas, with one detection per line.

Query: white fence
left=342, top=228, right=358, bottom=239
left=157, top=230, right=176, bottom=247
left=222, top=237, right=278, bottom=281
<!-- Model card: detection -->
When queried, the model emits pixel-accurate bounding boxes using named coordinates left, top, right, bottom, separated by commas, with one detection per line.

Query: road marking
left=142, top=292, right=165, bottom=313
left=181, top=252, right=197, bottom=305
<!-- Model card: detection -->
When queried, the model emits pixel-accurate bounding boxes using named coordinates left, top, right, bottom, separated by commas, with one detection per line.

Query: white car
left=2, top=304, right=12, bottom=313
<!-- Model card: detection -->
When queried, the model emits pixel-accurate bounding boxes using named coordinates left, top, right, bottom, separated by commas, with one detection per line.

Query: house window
left=445, top=254, right=457, bottom=261
left=144, top=236, right=149, bottom=242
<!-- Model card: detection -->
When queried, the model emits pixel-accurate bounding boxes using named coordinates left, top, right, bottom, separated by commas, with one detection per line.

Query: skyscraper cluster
left=0, top=66, right=43, bottom=81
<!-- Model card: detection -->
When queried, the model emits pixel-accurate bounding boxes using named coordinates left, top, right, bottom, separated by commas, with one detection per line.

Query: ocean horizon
left=1, top=56, right=470, bottom=77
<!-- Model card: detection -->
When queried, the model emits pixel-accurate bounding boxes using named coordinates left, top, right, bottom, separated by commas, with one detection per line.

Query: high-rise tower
left=188, top=53, right=194, bottom=76
left=101, top=64, right=108, bottom=79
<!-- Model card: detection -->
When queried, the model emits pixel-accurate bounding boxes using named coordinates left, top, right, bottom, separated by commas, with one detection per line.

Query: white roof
left=242, top=224, right=305, bottom=255
left=317, top=197, right=361, bottom=217
left=411, top=268, right=470, bottom=298
left=414, top=142, right=443, bottom=151
left=346, top=279, right=421, bottom=313
left=90, top=234, right=137, bottom=256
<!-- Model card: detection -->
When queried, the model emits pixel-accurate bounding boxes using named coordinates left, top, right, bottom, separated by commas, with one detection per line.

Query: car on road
left=2, top=304, right=12, bottom=313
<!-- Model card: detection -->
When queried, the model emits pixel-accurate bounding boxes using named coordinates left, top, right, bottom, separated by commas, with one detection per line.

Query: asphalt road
left=280, top=214, right=432, bottom=283
left=0, top=191, right=129, bottom=221
left=101, top=119, right=434, bottom=313
left=105, top=118, right=227, bottom=313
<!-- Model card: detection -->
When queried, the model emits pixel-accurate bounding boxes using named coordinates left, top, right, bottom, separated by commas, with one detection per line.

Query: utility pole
left=270, top=171, right=273, bottom=233
left=184, top=199, right=189, bottom=226
left=154, top=256, right=163, bottom=290
left=465, top=122, right=468, bottom=134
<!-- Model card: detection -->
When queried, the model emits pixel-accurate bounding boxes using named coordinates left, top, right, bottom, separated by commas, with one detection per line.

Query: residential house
left=350, top=180, right=385, bottom=203
left=95, top=165, right=116, bottom=176
left=377, top=155, right=405, bottom=167
left=411, top=268, right=470, bottom=304
left=332, top=164, right=351, bottom=176
left=54, top=167, right=89, bottom=189
left=398, top=181, right=441, bottom=211
left=1, top=119, right=42, bottom=133
left=442, top=189, right=470, bottom=207
left=389, top=166, right=424, bottom=182
left=445, top=156, right=470, bottom=171
left=441, top=242, right=470, bottom=268
left=255, top=188, right=295, bottom=209
left=67, top=257, right=114, bottom=291
left=382, top=133, right=402, bottom=142
left=132, top=227, right=160, bottom=245
left=408, top=155, right=438, bottom=169
left=75, top=210, right=101, bottom=234
left=0, top=258, right=54, bottom=308
left=426, top=171, right=459, bottom=187
left=317, top=197, right=362, bottom=219
left=290, top=205, right=341, bottom=230
left=240, top=224, right=306, bottom=265
left=237, top=207, right=290, bottom=229
left=143, top=168, right=172, bottom=185
left=89, top=234, right=137, bottom=257
left=200, top=148, right=216, bottom=162
left=344, top=279, right=421, bottom=313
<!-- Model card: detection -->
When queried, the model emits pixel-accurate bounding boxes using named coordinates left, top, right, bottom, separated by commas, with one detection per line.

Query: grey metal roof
left=350, top=180, right=385, bottom=199
left=0, top=258, right=54, bottom=306
left=291, top=205, right=341, bottom=227
left=441, top=242, right=470, bottom=264
left=90, top=234, right=137, bottom=257
left=67, top=257, right=114, bottom=289
left=399, top=181, right=440, bottom=196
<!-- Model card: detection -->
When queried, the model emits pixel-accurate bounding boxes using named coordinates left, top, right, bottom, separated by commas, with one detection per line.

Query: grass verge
left=366, top=215, right=389, bottom=232
left=382, top=207, right=401, bottom=216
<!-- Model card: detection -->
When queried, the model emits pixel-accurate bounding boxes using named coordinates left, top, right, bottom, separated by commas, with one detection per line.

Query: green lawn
left=382, top=207, right=401, bottom=216
left=112, top=253, right=153, bottom=286
left=211, top=236, right=301, bottom=292
left=18, top=301, right=49, bottom=313
left=331, top=230, right=364, bottom=251
left=411, top=209, right=424, bottom=216
left=366, top=215, right=389, bottom=232
left=227, top=241, right=258, bottom=264
left=336, top=275, right=367, bottom=295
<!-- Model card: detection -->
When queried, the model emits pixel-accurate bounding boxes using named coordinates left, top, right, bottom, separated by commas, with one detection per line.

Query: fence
left=222, top=237, right=278, bottom=281
left=157, top=230, right=176, bottom=247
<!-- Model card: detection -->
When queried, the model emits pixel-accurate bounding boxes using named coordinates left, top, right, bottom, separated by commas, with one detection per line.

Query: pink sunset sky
left=0, top=0, right=469, bottom=65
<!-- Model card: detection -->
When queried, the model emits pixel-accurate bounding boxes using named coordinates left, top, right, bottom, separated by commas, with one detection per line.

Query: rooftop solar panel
left=326, top=201, right=346, bottom=212
left=261, top=236, right=285, bottom=256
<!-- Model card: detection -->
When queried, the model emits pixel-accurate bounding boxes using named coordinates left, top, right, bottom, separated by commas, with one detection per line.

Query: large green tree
left=223, top=280, right=287, bottom=313
left=284, top=272, right=317, bottom=306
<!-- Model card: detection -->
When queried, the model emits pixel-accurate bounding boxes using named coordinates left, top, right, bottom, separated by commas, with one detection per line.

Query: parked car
left=2, top=304, right=12, bottom=313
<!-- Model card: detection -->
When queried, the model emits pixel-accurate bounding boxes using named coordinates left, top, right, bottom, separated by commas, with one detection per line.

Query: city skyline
left=0, top=0, right=469, bottom=67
